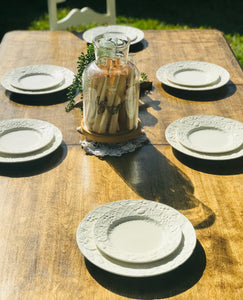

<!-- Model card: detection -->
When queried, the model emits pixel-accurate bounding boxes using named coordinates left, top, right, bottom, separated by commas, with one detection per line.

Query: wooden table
left=0, top=30, right=242, bottom=300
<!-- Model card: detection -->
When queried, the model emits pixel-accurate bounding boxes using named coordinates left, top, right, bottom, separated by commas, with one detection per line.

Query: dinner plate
left=0, top=119, right=54, bottom=155
left=83, top=25, right=144, bottom=45
left=0, top=119, right=62, bottom=163
left=10, top=65, right=64, bottom=91
left=156, top=61, right=230, bottom=91
left=1, top=65, right=74, bottom=95
left=166, top=115, right=243, bottom=160
left=165, top=61, right=220, bottom=87
left=176, top=115, right=243, bottom=154
left=76, top=199, right=197, bottom=277
left=93, top=205, right=182, bottom=264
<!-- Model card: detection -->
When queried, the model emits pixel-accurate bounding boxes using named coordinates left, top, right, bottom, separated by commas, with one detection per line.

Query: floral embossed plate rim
left=1, top=65, right=74, bottom=95
left=176, top=115, right=243, bottom=154
left=166, top=115, right=243, bottom=160
left=10, top=65, right=64, bottom=91
left=76, top=199, right=197, bottom=277
left=93, top=205, right=182, bottom=264
left=0, top=120, right=62, bottom=163
left=0, top=119, right=54, bottom=155
left=165, top=61, right=220, bottom=87
left=156, top=61, right=230, bottom=91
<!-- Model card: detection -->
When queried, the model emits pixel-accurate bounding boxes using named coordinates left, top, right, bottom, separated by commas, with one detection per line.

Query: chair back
left=48, top=0, right=116, bottom=30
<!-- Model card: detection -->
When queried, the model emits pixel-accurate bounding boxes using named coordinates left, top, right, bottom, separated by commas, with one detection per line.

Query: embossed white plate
left=0, top=119, right=62, bottom=163
left=165, top=61, right=220, bottom=87
left=94, top=206, right=182, bottom=263
left=176, top=116, right=243, bottom=154
left=0, top=119, right=54, bottom=155
left=83, top=25, right=144, bottom=45
left=10, top=65, right=64, bottom=91
left=166, top=115, right=243, bottom=160
left=156, top=61, right=230, bottom=91
left=76, top=199, right=197, bottom=277
left=1, top=65, right=74, bottom=95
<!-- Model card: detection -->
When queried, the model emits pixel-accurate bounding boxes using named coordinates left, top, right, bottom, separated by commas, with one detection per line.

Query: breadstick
left=109, top=74, right=127, bottom=134
left=92, top=75, right=108, bottom=133
left=84, top=75, right=99, bottom=129
left=99, top=73, right=120, bottom=134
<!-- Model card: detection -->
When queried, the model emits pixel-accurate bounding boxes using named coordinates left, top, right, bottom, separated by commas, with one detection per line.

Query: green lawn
left=1, top=1, right=242, bottom=66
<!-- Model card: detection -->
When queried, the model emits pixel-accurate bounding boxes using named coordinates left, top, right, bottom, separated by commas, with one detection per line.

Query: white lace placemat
left=78, top=128, right=149, bottom=157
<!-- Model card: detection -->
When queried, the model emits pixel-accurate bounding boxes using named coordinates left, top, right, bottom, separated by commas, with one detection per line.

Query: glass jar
left=82, top=32, right=140, bottom=139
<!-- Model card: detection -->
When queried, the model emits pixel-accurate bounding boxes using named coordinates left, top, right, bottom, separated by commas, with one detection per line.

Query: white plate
left=0, top=119, right=54, bottom=155
left=94, top=205, right=182, bottom=264
left=1, top=65, right=74, bottom=95
left=156, top=61, right=230, bottom=91
left=76, top=199, right=197, bottom=277
left=0, top=119, right=62, bottom=163
left=166, top=115, right=243, bottom=160
left=165, top=61, right=220, bottom=87
left=83, top=25, right=144, bottom=45
left=10, top=65, right=64, bottom=91
left=176, top=116, right=243, bottom=154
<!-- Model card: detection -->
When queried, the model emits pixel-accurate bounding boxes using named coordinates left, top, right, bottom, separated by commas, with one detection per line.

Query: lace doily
left=79, top=129, right=149, bottom=157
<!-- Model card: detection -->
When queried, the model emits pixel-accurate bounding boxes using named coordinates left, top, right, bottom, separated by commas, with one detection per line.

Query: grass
left=1, top=1, right=242, bottom=66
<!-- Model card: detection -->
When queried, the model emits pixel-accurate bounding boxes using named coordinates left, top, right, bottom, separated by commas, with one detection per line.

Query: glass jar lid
left=94, top=32, right=130, bottom=59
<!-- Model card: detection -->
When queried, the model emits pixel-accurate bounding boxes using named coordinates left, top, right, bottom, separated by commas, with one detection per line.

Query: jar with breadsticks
left=81, top=32, right=141, bottom=143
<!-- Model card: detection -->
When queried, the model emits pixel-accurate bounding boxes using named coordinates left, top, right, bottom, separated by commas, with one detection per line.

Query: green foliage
left=140, top=72, right=148, bottom=81
left=225, top=33, right=243, bottom=67
left=65, top=44, right=95, bottom=112
left=28, top=13, right=50, bottom=30
left=29, top=9, right=69, bottom=30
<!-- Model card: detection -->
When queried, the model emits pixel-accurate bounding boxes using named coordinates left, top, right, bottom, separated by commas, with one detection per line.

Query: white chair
left=48, top=0, right=116, bottom=30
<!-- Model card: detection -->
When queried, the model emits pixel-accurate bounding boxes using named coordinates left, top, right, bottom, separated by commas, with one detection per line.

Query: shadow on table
left=85, top=240, right=205, bottom=299
left=173, top=149, right=243, bottom=175
left=139, top=89, right=161, bottom=127
left=0, top=142, right=67, bottom=177
left=161, top=81, right=237, bottom=101
left=105, top=145, right=215, bottom=230
left=6, top=88, right=70, bottom=106
left=130, top=39, right=149, bottom=53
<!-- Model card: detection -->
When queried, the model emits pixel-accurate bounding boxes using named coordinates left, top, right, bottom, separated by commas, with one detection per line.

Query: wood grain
left=0, top=30, right=242, bottom=300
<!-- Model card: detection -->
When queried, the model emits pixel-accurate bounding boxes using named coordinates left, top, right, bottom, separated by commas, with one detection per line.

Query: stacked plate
left=83, top=25, right=144, bottom=45
left=0, top=119, right=62, bottom=163
left=76, top=199, right=197, bottom=277
left=165, top=115, right=243, bottom=160
left=1, top=65, right=74, bottom=95
left=156, top=61, right=230, bottom=91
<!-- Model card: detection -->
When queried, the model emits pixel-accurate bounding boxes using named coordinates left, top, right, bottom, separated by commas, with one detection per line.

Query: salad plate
left=166, top=115, right=243, bottom=160
left=176, top=115, right=243, bottom=154
left=156, top=61, right=230, bottom=91
left=1, top=65, right=74, bottom=95
left=10, top=65, right=64, bottom=91
left=165, top=61, right=220, bottom=87
left=0, top=119, right=62, bottom=163
left=0, top=119, right=54, bottom=155
left=76, top=199, right=197, bottom=277
left=83, top=25, right=144, bottom=45
left=93, top=205, right=182, bottom=264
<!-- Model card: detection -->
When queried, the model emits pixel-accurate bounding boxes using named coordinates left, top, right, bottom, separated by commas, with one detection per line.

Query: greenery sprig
left=65, top=43, right=95, bottom=112
left=140, top=72, right=148, bottom=81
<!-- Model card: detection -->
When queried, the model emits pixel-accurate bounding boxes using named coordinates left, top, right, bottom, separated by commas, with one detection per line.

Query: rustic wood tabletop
left=0, top=29, right=242, bottom=299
